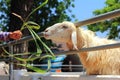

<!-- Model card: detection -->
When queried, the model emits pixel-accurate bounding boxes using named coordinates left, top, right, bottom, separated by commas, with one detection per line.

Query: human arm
left=0, top=30, right=22, bottom=41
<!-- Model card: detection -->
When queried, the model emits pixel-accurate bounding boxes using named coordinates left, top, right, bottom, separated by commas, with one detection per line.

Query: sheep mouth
left=44, top=34, right=49, bottom=37
left=42, top=32, right=50, bottom=38
left=39, top=32, right=49, bottom=38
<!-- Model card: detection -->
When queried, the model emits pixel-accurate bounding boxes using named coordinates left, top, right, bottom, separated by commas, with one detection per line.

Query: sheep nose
left=38, top=32, right=44, bottom=37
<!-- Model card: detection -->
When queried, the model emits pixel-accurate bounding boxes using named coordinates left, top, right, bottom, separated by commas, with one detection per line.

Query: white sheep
left=42, top=21, right=120, bottom=75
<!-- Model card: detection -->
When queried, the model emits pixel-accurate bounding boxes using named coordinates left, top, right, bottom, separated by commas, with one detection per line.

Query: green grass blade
left=30, top=29, right=55, bottom=57
left=27, top=21, right=40, bottom=29
left=21, top=21, right=40, bottom=30
left=25, top=0, right=48, bottom=21
left=18, top=64, right=47, bottom=73
left=21, top=22, right=27, bottom=30
left=14, top=57, right=27, bottom=62
left=39, top=55, right=53, bottom=61
left=14, top=56, right=40, bottom=62
left=12, top=53, right=31, bottom=56
left=28, top=27, right=42, bottom=56
left=47, top=59, right=51, bottom=71
left=2, top=47, right=13, bottom=57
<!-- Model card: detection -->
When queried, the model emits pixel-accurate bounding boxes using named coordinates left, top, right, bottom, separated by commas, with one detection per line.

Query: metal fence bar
left=9, top=45, right=14, bottom=80
left=33, top=64, right=83, bottom=67
left=0, top=9, right=119, bottom=79
left=74, top=9, right=120, bottom=27
left=0, top=9, right=120, bottom=48
left=16, top=42, right=120, bottom=56
left=54, top=42, right=120, bottom=56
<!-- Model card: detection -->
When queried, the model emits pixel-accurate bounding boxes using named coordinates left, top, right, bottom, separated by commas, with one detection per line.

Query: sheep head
left=42, top=21, right=79, bottom=50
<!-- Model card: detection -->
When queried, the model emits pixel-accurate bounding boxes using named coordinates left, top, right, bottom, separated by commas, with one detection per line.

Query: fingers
left=13, top=30, right=22, bottom=36
left=10, top=30, right=22, bottom=40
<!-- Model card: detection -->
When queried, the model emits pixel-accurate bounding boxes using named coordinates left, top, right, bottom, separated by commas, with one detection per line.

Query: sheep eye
left=62, top=26, right=68, bottom=29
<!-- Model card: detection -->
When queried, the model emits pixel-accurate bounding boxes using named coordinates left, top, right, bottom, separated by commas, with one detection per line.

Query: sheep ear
left=71, top=31, right=78, bottom=50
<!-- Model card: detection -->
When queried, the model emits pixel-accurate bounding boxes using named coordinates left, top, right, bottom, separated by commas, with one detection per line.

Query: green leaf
left=26, top=21, right=40, bottom=30
left=47, top=59, right=51, bottom=71
left=28, top=27, right=42, bottom=56
left=2, top=47, right=13, bottom=57
left=106, top=0, right=116, bottom=6
left=30, top=29, right=55, bottom=58
left=18, top=64, right=47, bottom=73
left=14, top=56, right=40, bottom=62
left=13, top=53, right=31, bottom=56
left=21, top=21, right=40, bottom=30
left=14, top=57, right=27, bottom=62
left=25, top=0, right=48, bottom=21
left=39, top=55, right=53, bottom=61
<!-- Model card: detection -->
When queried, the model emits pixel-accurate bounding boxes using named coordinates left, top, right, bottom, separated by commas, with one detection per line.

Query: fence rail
left=0, top=9, right=120, bottom=80
left=0, top=9, right=120, bottom=48
left=74, top=9, right=120, bottom=27
left=55, top=42, right=120, bottom=56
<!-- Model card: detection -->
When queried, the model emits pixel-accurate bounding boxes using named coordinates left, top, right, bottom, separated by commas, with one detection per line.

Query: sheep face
left=43, top=21, right=78, bottom=50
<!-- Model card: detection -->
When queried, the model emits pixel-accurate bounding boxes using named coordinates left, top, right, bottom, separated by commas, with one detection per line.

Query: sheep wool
left=43, top=21, right=120, bottom=75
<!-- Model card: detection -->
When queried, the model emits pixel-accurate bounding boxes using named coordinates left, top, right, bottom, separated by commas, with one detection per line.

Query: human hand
left=9, top=30, right=22, bottom=40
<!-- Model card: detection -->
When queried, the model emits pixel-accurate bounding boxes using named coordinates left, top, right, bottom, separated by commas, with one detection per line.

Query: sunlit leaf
left=14, top=56, right=40, bottom=62
left=2, top=47, right=13, bottom=57
left=28, top=27, right=42, bottom=56
left=30, top=29, right=55, bottom=58
left=12, top=53, right=31, bottom=56
left=39, top=55, right=53, bottom=61
left=14, top=57, right=26, bottom=62
left=21, top=21, right=40, bottom=30
left=25, top=0, right=48, bottom=21
left=1, top=0, right=56, bottom=74
left=47, top=59, right=51, bottom=71
left=18, top=64, right=47, bottom=73
left=26, top=21, right=40, bottom=30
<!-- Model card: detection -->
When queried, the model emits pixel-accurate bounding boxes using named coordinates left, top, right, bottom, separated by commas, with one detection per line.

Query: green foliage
left=25, top=0, right=49, bottom=22
left=88, top=0, right=120, bottom=39
left=2, top=0, right=56, bottom=73
left=19, top=64, right=47, bottom=73
left=32, top=0, right=75, bottom=32
left=0, top=0, right=10, bottom=31
left=0, top=0, right=76, bottom=73
left=0, top=0, right=75, bottom=31
left=0, top=0, right=76, bottom=47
